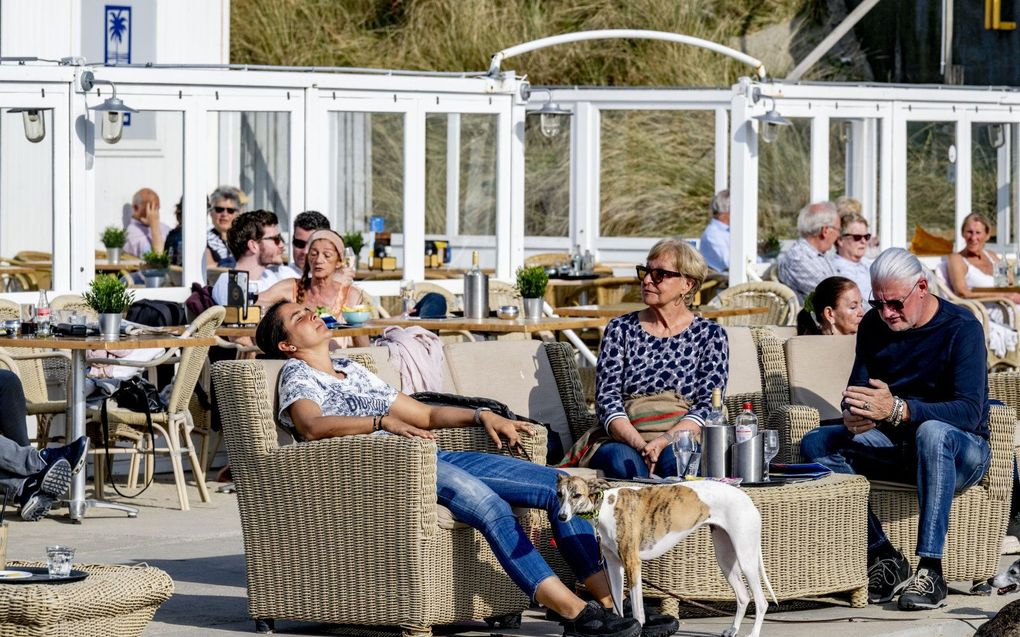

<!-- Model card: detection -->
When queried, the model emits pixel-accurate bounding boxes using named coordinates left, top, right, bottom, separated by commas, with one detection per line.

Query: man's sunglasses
left=211, top=206, right=238, bottom=214
left=636, top=265, right=685, bottom=285
left=260, top=235, right=286, bottom=246
left=841, top=233, right=872, bottom=242
left=868, top=279, right=919, bottom=312
left=292, top=238, right=308, bottom=249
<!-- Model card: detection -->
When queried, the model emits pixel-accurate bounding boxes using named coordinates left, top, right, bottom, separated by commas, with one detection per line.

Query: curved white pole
left=489, top=29, right=767, bottom=79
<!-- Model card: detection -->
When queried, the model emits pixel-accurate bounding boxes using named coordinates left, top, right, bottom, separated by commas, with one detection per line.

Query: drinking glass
left=669, top=430, right=700, bottom=479
left=762, top=430, right=780, bottom=481
left=46, top=545, right=74, bottom=578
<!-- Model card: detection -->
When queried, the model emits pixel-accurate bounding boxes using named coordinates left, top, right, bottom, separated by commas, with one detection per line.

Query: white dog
left=557, top=475, right=776, bottom=637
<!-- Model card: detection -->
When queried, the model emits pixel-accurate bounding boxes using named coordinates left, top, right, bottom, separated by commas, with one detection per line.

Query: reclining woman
left=260, top=229, right=370, bottom=348
left=254, top=300, right=652, bottom=637
left=796, top=276, right=866, bottom=336
left=564, top=238, right=728, bottom=479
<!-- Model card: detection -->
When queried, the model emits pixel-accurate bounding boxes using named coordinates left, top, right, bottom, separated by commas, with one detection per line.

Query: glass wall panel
left=525, top=113, right=569, bottom=237
left=971, top=122, right=1009, bottom=243
left=328, top=112, right=403, bottom=235
left=1, top=109, right=54, bottom=290
left=758, top=117, right=810, bottom=248
left=829, top=120, right=849, bottom=199
left=599, top=110, right=715, bottom=237
left=906, top=121, right=956, bottom=241
left=217, top=111, right=291, bottom=228
left=425, top=114, right=447, bottom=235
left=424, top=113, right=498, bottom=236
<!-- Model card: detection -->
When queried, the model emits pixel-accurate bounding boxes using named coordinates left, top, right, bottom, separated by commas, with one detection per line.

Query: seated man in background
left=777, top=200, right=839, bottom=302
left=698, top=189, right=730, bottom=273
left=124, top=188, right=170, bottom=257
left=211, top=209, right=298, bottom=305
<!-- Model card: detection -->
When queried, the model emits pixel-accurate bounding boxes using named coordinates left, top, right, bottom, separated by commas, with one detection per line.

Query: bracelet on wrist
left=474, top=407, right=493, bottom=425
left=373, top=415, right=382, bottom=431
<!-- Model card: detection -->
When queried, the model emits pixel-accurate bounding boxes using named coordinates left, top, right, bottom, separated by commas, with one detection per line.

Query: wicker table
left=0, top=561, right=173, bottom=636
left=614, top=473, right=870, bottom=614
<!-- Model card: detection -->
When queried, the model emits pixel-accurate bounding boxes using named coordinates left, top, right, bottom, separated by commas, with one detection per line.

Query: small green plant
left=142, top=250, right=170, bottom=270
left=341, top=231, right=365, bottom=256
left=82, top=274, right=134, bottom=314
left=758, top=235, right=782, bottom=259
left=101, top=226, right=126, bottom=249
left=515, top=265, right=549, bottom=298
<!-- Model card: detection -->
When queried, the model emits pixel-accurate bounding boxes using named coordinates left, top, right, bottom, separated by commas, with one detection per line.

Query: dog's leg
left=733, top=531, right=770, bottom=637
left=602, top=551, right=628, bottom=619
left=627, top=560, right=645, bottom=626
left=710, top=525, right=748, bottom=637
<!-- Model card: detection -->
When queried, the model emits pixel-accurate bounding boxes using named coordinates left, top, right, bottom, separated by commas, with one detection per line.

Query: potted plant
left=341, top=232, right=365, bottom=269
left=141, top=250, right=170, bottom=288
left=515, top=265, right=549, bottom=319
left=82, top=274, right=134, bottom=339
left=101, top=226, right=127, bottom=264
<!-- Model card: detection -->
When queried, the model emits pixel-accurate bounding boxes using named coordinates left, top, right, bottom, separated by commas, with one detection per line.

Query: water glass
left=46, top=545, right=74, bottom=578
left=669, top=430, right=700, bottom=479
left=762, top=430, right=780, bottom=481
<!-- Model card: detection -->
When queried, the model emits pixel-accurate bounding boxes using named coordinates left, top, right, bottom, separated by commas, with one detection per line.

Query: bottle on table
left=734, top=402, right=758, bottom=443
left=35, top=290, right=51, bottom=337
left=705, top=387, right=725, bottom=428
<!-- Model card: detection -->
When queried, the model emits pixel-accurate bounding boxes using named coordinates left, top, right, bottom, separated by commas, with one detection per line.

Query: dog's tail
left=760, top=550, right=778, bottom=605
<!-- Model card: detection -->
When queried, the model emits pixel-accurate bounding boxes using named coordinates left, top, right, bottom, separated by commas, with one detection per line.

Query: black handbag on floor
left=99, top=377, right=166, bottom=498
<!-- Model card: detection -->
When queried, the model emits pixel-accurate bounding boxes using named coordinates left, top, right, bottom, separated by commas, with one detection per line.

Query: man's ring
left=862, top=401, right=871, bottom=411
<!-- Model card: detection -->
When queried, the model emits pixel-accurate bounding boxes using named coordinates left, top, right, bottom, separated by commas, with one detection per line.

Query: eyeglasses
left=636, top=265, right=685, bottom=285
left=211, top=206, right=238, bottom=215
left=841, top=233, right=872, bottom=242
left=292, top=238, right=308, bottom=249
left=868, top=279, right=920, bottom=312
left=260, top=234, right=286, bottom=246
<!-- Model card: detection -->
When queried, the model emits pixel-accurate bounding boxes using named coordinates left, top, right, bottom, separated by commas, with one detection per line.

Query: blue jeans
left=435, top=451, right=603, bottom=598
left=801, top=421, right=990, bottom=558
left=587, top=441, right=679, bottom=479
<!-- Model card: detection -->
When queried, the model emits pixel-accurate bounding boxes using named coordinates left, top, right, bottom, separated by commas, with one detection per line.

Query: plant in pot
left=82, top=274, right=134, bottom=340
left=101, top=226, right=127, bottom=264
left=141, top=250, right=171, bottom=288
left=341, top=232, right=365, bottom=269
left=515, top=265, right=549, bottom=319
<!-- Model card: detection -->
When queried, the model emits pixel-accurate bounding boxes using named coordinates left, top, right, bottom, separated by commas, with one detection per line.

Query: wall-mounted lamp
left=520, top=84, right=572, bottom=139
left=751, top=90, right=791, bottom=143
left=6, top=107, right=50, bottom=143
left=79, top=70, right=137, bottom=144
left=988, top=123, right=1007, bottom=149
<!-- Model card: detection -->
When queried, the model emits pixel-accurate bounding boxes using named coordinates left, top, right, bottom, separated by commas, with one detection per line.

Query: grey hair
left=208, top=185, right=243, bottom=211
left=796, top=201, right=839, bottom=237
left=870, top=247, right=927, bottom=287
left=710, top=190, right=730, bottom=217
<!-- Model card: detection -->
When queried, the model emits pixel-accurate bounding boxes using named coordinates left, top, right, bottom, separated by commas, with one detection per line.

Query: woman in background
left=796, top=276, right=865, bottom=336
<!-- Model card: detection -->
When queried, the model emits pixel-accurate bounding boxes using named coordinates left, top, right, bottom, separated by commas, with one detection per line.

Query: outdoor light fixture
left=520, top=84, right=572, bottom=139
left=6, top=107, right=49, bottom=143
left=79, top=70, right=138, bottom=144
left=751, top=92, right=791, bottom=144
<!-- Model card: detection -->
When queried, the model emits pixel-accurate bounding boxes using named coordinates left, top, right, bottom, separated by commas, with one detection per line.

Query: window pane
left=1, top=109, right=53, bottom=290
left=425, top=114, right=447, bottom=235
left=458, top=114, right=497, bottom=236
left=525, top=113, right=570, bottom=237
left=829, top=120, right=849, bottom=199
left=217, top=111, right=290, bottom=228
left=971, top=122, right=1005, bottom=239
left=600, top=110, right=715, bottom=237
left=906, top=121, right=956, bottom=240
left=759, top=117, right=810, bottom=244
left=328, top=112, right=404, bottom=234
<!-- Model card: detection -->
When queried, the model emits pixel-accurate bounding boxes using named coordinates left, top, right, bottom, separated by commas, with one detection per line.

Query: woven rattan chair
left=86, top=306, right=225, bottom=511
left=711, top=281, right=799, bottom=326
left=524, top=252, right=568, bottom=269
left=51, top=293, right=99, bottom=321
left=756, top=330, right=1014, bottom=584
left=927, top=267, right=1020, bottom=370
left=210, top=357, right=536, bottom=636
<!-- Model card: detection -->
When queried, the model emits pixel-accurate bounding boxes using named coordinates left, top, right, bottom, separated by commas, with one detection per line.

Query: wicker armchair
left=927, top=267, right=1020, bottom=370
left=756, top=331, right=1015, bottom=583
left=711, top=281, right=799, bottom=326
left=210, top=358, right=538, bottom=636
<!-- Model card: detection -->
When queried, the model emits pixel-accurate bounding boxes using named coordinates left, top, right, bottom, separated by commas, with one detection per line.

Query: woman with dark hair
left=796, top=276, right=866, bottom=336
left=252, top=300, right=647, bottom=637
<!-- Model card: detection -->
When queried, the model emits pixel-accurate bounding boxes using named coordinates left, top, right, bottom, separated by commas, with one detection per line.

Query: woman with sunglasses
left=205, top=186, right=244, bottom=269
left=832, top=212, right=873, bottom=302
left=252, top=300, right=644, bottom=637
left=260, top=229, right=369, bottom=348
left=796, top=276, right=866, bottom=336
left=583, top=239, right=728, bottom=479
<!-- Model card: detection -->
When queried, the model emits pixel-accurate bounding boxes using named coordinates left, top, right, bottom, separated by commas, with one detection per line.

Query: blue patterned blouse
left=595, top=312, right=729, bottom=430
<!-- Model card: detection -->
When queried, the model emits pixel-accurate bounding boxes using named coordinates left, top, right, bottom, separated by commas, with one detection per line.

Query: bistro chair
left=711, top=281, right=798, bottom=326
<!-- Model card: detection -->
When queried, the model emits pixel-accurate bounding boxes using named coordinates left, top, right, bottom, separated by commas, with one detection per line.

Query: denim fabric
left=0, top=370, right=42, bottom=498
left=436, top=450, right=602, bottom=598
left=801, top=421, right=990, bottom=557
left=587, top=441, right=679, bottom=480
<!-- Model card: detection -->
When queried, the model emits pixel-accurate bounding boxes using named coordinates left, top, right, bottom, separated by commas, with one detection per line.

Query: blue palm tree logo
left=108, top=10, right=127, bottom=63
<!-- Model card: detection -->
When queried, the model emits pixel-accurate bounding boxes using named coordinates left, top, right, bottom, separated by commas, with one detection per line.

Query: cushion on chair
left=769, top=326, right=799, bottom=342
left=784, top=335, right=856, bottom=422
left=723, top=327, right=761, bottom=396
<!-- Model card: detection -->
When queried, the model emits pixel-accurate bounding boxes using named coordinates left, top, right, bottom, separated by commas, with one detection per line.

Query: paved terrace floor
left=8, top=477, right=1018, bottom=637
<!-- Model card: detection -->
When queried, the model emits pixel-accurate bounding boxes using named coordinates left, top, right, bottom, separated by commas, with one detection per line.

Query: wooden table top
left=372, top=315, right=606, bottom=334
left=0, top=333, right=216, bottom=351
left=554, top=304, right=770, bottom=320
left=95, top=262, right=145, bottom=272
left=213, top=324, right=385, bottom=338
left=972, top=287, right=1020, bottom=294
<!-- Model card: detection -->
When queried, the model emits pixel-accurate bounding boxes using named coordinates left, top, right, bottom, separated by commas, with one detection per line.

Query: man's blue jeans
left=587, top=441, right=679, bottom=479
left=801, top=421, right=990, bottom=558
left=436, top=451, right=603, bottom=598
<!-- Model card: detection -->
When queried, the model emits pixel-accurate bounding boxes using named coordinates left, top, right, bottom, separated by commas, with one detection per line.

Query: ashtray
left=496, top=305, right=519, bottom=320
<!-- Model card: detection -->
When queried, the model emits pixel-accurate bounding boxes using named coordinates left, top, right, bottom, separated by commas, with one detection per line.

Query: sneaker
left=867, top=550, right=912, bottom=604
left=897, top=567, right=948, bottom=610
left=17, top=458, right=72, bottom=522
left=563, top=601, right=640, bottom=637
left=40, top=436, right=89, bottom=476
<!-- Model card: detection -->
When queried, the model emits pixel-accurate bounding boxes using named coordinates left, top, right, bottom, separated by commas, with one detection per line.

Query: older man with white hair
left=777, top=201, right=840, bottom=301
left=800, top=248, right=990, bottom=611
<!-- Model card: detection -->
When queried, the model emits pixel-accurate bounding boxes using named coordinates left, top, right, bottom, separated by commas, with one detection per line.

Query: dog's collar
left=578, top=489, right=604, bottom=521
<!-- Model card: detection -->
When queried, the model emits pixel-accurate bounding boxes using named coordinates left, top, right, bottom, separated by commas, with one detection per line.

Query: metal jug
left=700, top=424, right=735, bottom=478
left=730, top=433, right=764, bottom=483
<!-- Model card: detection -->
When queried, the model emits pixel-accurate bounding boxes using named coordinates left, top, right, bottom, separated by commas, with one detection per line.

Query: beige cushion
left=723, top=326, right=761, bottom=396
left=443, top=340, right=571, bottom=452
left=785, top=335, right=856, bottom=421
left=344, top=345, right=455, bottom=392
left=770, top=326, right=799, bottom=342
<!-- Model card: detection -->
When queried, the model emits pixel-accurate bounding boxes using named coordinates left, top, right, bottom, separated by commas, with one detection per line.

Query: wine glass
left=669, top=430, right=699, bottom=479
left=762, top=430, right=780, bottom=481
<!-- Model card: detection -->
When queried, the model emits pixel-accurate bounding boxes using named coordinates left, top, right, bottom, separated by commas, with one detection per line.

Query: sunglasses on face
left=211, top=206, right=238, bottom=214
left=841, top=233, right=872, bottom=242
left=260, top=235, right=286, bottom=246
left=868, top=279, right=920, bottom=312
left=636, top=265, right=685, bottom=285
left=292, top=238, right=308, bottom=249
